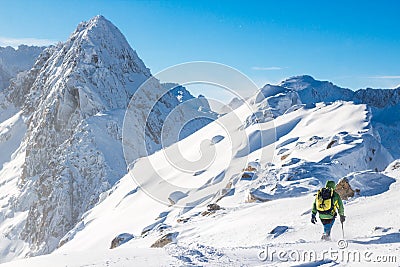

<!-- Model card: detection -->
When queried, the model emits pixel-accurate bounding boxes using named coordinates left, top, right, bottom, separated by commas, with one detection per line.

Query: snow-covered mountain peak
left=74, top=15, right=127, bottom=44
left=21, top=15, right=152, bottom=116
left=0, top=15, right=217, bottom=260
left=81, top=14, right=111, bottom=28
left=279, top=75, right=319, bottom=91
left=66, top=15, right=150, bottom=78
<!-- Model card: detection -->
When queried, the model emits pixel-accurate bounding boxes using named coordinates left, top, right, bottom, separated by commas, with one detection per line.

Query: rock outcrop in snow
left=110, top=233, right=134, bottom=249
left=334, top=177, right=355, bottom=200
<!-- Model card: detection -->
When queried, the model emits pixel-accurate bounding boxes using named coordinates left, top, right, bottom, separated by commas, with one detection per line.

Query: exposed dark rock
left=335, top=177, right=355, bottom=200
left=110, top=233, right=134, bottom=249
left=150, top=232, right=178, bottom=248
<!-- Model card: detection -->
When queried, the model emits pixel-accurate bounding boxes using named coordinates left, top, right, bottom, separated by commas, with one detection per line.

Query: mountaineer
left=311, top=180, right=345, bottom=240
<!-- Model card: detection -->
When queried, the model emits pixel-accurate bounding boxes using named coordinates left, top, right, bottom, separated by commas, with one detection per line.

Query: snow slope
left=4, top=86, right=398, bottom=266
left=3, top=164, right=399, bottom=266
left=279, top=75, right=400, bottom=159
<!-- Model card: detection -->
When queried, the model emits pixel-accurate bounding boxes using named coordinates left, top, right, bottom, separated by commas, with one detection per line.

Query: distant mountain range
left=0, top=45, right=44, bottom=90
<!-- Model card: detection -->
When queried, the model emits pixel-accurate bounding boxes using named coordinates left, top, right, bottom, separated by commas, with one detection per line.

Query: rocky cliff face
left=0, top=15, right=216, bottom=259
left=15, top=16, right=152, bottom=253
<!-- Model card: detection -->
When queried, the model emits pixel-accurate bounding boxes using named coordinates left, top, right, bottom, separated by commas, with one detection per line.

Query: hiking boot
left=321, top=234, right=331, bottom=241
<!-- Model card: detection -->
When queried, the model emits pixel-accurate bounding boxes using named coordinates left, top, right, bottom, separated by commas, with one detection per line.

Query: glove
left=340, top=215, right=346, bottom=223
left=311, top=214, right=317, bottom=224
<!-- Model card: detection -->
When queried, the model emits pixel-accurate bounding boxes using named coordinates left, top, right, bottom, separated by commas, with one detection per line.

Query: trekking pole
left=341, top=221, right=345, bottom=239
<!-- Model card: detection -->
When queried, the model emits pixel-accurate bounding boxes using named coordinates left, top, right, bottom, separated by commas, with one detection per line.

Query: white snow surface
left=2, top=97, right=398, bottom=266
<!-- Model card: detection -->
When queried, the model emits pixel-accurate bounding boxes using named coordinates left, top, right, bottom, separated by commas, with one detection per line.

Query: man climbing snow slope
left=311, top=180, right=345, bottom=240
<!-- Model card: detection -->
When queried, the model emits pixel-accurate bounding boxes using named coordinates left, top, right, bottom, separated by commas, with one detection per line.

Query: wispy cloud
left=0, top=36, right=56, bottom=48
left=367, top=75, right=400, bottom=79
left=252, top=66, right=285, bottom=71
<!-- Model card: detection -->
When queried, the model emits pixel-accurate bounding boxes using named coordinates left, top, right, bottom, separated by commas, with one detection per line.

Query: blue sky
left=1, top=0, right=399, bottom=97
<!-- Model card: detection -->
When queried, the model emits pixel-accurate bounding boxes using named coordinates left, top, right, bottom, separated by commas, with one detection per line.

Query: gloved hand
left=340, top=215, right=346, bottom=223
left=311, top=214, right=317, bottom=224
